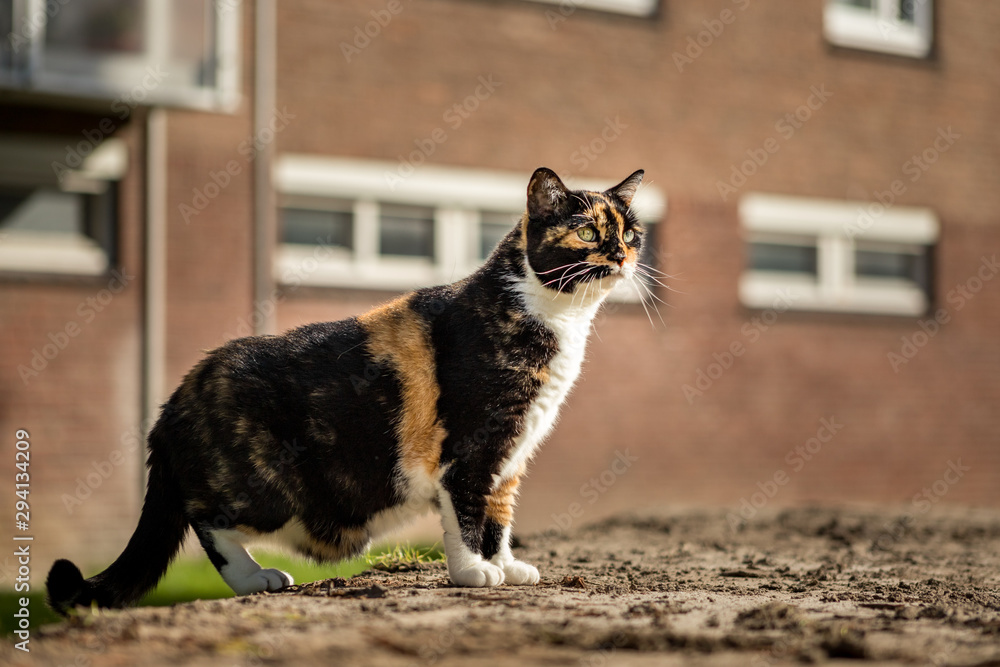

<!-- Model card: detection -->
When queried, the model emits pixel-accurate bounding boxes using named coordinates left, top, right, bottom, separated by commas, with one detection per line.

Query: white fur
left=488, top=524, right=540, bottom=585
left=499, top=264, right=621, bottom=482
left=208, top=529, right=294, bottom=595
left=438, top=487, right=505, bottom=586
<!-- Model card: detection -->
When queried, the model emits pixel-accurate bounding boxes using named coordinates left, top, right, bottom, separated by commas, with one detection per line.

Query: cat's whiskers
left=541, top=263, right=593, bottom=288
left=536, top=261, right=590, bottom=277
left=623, top=265, right=671, bottom=329
left=552, top=264, right=597, bottom=295
left=636, top=261, right=670, bottom=276
left=634, top=265, right=683, bottom=294
left=574, top=270, right=595, bottom=308
left=634, top=277, right=667, bottom=327
left=629, top=277, right=657, bottom=329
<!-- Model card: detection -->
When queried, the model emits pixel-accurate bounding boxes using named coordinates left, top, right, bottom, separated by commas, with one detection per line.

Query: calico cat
left=46, top=166, right=646, bottom=613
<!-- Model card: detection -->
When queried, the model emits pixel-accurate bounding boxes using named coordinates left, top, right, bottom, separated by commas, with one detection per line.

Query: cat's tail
left=46, top=424, right=188, bottom=615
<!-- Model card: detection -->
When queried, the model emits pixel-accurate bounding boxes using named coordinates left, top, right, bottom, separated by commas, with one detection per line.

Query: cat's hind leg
left=195, top=527, right=293, bottom=595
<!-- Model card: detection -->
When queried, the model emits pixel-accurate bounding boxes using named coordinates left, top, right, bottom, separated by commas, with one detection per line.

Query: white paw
left=227, top=567, right=293, bottom=595
left=496, top=559, right=539, bottom=586
left=449, top=559, right=505, bottom=587
left=258, top=568, right=294, bottom=591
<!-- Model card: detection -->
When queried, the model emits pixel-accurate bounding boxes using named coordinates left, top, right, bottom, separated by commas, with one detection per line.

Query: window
left=282, top=198, right=354, bottom=251
left=524, top=0, right=658, bottom=18
left=739, top=193, right=938, bottom=316
left=824, top=0, right=933, bottom=58
left=479, top=211, right=518, bottom=261
left=0, top=0, right=240, bottom=110
left=379, top=204, right=435, bottom=259
left=275, top=156, right=666, bottom=299
left=0, top=136, right=125, bottom=276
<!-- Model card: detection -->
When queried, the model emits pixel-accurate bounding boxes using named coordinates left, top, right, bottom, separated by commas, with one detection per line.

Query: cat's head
left=523, top=167, right=645, bottom=296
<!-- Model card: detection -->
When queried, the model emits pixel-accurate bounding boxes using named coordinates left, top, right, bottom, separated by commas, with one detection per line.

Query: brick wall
left=273, top=0, right=1000, bottom=532
left=0, top=113, right=145, bottom=573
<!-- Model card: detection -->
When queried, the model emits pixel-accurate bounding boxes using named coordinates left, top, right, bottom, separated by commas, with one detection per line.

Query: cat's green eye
left=577, top=227, right=597, bottom=242
left=623, top=229, right=636, bottom=243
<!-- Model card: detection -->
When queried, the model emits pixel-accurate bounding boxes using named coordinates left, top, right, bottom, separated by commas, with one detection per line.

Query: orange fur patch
left=486, top=472, right=522, bottom=526
left=359, top=295, right=447, bottom=478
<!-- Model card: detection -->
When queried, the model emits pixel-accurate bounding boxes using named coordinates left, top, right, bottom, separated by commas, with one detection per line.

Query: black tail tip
left=46, top=559, right=87, bottom=615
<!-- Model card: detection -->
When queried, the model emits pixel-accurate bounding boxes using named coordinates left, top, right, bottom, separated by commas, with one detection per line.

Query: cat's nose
left=610, top=248, right=627, bottom=267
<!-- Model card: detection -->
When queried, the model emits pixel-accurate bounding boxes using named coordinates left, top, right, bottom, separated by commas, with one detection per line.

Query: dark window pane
left=0, top=184, right=116, bottom=265
left=856, top=249, right=927, bottom=284
left=0, top=3, right=12, bottom=72
left=837, top=0, right=875, bottom=10
left=379, top=204, right=434, bottom=258
left=898, top=0, right=916, bottom=23
left=0, top=188, right=84, bottom=235
left=479, top=211, right=517, bottom=260
left=282, top=207, right=352, bottom=249
left=749, top=242, right=817, bottom=274
left=46, top=0, right=147, bottom=55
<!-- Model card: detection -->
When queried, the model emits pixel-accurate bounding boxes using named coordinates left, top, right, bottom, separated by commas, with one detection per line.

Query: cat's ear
left=606, top=169, right=644, bottom=207
left=527, top=167, right=570, bottom=219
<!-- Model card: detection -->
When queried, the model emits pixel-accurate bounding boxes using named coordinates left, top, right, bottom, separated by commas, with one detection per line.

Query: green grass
left=1, top=543, right=442, bottom=637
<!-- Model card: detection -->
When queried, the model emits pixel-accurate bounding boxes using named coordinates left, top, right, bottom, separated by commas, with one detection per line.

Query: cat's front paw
left=449, top=559, right=505, bottom=587
left=493, top=558, right=540, bottom=585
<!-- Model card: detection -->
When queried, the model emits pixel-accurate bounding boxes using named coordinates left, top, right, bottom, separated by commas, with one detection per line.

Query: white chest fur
left=497, top=269, right=612, bottom=482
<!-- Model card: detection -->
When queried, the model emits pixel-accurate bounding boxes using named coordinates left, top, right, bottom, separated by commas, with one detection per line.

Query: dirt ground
left=5, top=506, right=1000, bottom=667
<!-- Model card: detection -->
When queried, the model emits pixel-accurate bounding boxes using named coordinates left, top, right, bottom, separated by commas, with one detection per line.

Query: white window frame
left=524, top=0, right=658, bottom=18
left=2, top=0, right=240, bottom=111
left=0, top=136, right=127, bottom=276
left=823, top=0, right=933, bottom=58
left=275, top=155, right=666, bottom=301
left=739, top=192, right=938, bottom=316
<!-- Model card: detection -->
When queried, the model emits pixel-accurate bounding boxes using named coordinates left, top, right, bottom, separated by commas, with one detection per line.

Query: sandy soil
left=5, top=506, right=1000, bottom=667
